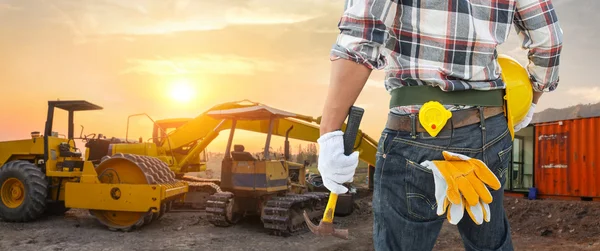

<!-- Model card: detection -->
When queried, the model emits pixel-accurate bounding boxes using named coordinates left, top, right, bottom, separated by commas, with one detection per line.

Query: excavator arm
left=181, top=116, right=378, bottom=167
left=158, top=100, right=378, bottom=172
left=104, top=100, right=379, bottom=215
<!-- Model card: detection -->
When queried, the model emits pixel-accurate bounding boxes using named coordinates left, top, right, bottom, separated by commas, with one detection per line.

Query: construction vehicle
left=198, top=103, right=378, bottom=235
left=0, top=100, right=188, bottom=231
left=90, top=100, right=378, bottom=213
left=88, top=100, right=377, bottom=234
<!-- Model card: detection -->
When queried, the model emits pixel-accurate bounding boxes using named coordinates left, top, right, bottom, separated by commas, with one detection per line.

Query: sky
left=0, top=0, right=596, bottom=153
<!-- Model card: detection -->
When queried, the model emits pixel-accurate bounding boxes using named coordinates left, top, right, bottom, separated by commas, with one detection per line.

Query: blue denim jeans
left=372, top=111, right=514, bottom=251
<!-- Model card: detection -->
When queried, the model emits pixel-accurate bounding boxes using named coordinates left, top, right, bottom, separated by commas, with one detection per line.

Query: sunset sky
left=0, top=0, right=595, bottom=153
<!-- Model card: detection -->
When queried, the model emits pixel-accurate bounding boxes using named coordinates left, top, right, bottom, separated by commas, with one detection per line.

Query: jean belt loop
left=478, top=106, right=486, bottom=131
left=410, top=113, right=417, bottom=138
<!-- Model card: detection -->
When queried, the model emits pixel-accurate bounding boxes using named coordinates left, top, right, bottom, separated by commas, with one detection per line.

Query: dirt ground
left=1, top=187, right=599, bottom=251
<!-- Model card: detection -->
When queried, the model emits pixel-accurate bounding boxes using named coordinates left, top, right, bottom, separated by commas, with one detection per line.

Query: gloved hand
left=514, top=103, right=536, bottom=132
left=317, top=130, right=360, bottom=194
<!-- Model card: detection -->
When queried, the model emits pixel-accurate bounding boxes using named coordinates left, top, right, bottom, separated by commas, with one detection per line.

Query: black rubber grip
left=343, top=106, right=364, bottom=156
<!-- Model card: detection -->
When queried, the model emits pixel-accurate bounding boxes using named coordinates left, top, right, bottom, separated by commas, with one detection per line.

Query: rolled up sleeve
left=330, top=0, right=394, bottom=70
left=513, top=0, right=564, bottom=92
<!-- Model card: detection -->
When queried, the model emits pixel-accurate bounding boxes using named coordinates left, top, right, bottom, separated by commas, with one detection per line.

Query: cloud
left=225, top=7, right=316, bottom=25
left=355, top=103, right=374, bottom=109
left=121, top=54, right=278, bottom=76
left=0, top=3, right=19, bottom=11
left=566, top=87, right=600, bottom=103
left=366, top=79, right=385, bottom=89
left=41, top=0, right=336, bottom=39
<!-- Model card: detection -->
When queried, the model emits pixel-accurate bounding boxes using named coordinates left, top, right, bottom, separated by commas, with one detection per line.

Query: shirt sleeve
left=330, top=0, right=395, bottom=70
left=513, top=0, right=563, bottom=92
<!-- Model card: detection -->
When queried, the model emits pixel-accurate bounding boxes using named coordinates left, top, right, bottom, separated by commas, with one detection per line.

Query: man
left=316, top=0, right=562, bottom=250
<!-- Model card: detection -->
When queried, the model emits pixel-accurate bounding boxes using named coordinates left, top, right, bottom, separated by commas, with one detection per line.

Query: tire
left=44, top=201, right=70, bottom=216
left=0, top=160, right=48, bottom=222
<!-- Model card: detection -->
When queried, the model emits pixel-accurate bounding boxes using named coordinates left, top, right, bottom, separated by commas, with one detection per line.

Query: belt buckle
left=418, top=101, right=452, bottom=137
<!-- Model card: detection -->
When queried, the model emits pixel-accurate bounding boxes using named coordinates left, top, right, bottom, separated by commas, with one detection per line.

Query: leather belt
left=386, top=106, right=505, bottom=133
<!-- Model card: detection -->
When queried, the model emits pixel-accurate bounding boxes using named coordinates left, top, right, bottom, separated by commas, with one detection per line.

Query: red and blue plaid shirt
left=330, top=0, right=563, bottom=114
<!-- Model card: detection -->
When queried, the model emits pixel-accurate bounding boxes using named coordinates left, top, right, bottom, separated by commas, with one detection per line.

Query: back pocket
left=497, top=144, right=513, bottom=180
left=404, top=159, right=438, bottom=221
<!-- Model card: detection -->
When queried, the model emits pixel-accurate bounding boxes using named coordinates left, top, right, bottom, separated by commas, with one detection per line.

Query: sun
left=170, top=79, right=195, bottom=103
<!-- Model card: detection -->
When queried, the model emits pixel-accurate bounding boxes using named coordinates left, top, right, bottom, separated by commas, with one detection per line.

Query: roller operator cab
left=0, top=100, right=188, bottom=231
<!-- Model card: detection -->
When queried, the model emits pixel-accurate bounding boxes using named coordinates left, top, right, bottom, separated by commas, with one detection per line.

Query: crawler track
left=205, top=192, right=239, bottom=227
left=261, top=192, right=330, bottom=236
left=173, top=176, right=222, bottom=210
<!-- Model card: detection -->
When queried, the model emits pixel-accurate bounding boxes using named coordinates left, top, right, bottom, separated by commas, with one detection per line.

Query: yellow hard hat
left=498, top=54, right=533, bottom=140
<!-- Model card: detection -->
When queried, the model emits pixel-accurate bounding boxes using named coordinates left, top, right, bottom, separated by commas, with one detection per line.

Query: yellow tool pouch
left=418, top=101, right=452, bottom=137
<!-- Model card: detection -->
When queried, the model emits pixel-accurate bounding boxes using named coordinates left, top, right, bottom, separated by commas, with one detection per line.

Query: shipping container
left=506, top=116, right=600, bottom=201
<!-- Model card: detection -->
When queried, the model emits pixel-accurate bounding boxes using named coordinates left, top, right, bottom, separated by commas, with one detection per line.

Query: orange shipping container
left=534, top=116, right=600, bottom=199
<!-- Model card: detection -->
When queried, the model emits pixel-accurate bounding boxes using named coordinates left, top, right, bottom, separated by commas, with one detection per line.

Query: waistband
left=389, top=85, right=505, bottom=109
left=385, top=106, right=505, bottom=135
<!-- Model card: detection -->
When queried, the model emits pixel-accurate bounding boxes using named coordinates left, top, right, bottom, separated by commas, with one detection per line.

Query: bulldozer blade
left=302, top=210, right=349, bottom=240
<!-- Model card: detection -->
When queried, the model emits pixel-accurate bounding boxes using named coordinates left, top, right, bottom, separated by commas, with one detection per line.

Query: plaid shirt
left=330, top=0, right=563, bottom=114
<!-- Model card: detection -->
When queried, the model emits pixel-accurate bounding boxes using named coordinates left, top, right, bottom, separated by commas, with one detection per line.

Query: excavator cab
left=231, top=144, right=256, bottom=161
left=206, top=104, right=306, bottom=195
left=202, top=104, right=323, bottom=231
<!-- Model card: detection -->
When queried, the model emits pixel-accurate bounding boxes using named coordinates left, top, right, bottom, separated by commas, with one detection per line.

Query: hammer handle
left=322, top=106, right=364, bottom=224
left=343, top=106, right=364, bottom=156
left=322, top=193, right=338, bottom=223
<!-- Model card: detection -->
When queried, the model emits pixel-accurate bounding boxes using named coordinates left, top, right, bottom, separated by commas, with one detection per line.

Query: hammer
left=303, top=105, right=364, bottom=240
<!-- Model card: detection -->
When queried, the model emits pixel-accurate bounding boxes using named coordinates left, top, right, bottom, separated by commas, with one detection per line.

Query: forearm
left=514, top=0, right=563, bottom=93
left=532, top=91, right=543, bottom=104
left=320, top=59, right=372, bottom=135
left=319, top=0, right=392, bottom=136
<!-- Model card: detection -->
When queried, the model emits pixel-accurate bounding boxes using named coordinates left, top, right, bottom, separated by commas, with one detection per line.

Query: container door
left=510, top=126, right=535, bottom=191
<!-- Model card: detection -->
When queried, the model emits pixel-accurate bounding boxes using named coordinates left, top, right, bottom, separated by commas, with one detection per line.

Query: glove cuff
left=317, top=130, right=343, bottom=144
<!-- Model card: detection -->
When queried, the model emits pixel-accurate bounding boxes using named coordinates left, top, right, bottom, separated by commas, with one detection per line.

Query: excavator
left=84, top=100, right=378, bottom=235
left=198, top=103, right=378, bottom=235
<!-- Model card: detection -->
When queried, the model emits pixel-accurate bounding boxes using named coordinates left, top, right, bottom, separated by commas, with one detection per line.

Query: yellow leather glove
left=447, top=197, right=491, bottom=225
left=433, top=151, right=501, bottom=207
left=421, top=160, right=465, bottom=224
left=421, top=151, right=501, bottom=225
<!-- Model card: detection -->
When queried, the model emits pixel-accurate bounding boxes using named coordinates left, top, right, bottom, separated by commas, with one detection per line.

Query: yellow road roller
left=0, top=100, right=188, bottom=231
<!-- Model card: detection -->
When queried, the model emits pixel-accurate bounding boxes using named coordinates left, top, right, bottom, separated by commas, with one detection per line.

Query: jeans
left=372, top=112, right=514, bottom=251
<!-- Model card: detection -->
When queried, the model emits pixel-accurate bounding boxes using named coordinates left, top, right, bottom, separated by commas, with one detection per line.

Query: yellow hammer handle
left=322, top=193, right=338, bottom=223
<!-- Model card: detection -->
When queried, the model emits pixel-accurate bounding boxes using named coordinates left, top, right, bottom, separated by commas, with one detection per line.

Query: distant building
left=506, top=113, right=600, bottom=201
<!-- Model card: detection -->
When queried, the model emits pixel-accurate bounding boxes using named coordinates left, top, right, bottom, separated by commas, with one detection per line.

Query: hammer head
left=302, top=210, right=349, bottom=240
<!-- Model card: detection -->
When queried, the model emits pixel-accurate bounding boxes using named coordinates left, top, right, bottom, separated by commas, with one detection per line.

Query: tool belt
left=387, top=85, right=505, bottom=134
left=386, top=106, right=504, bottom=133
left=389, top=85, right=504, bottom=107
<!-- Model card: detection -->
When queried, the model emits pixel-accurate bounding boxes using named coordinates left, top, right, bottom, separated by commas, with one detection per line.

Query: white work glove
left=514, top=103, right=536, bottom=132
left=317, top=130, right=360, bottom=194
left=451, top=198, right=491, bottom=225
left=421, top=151, right=497, bottom=225
left=421, top=160, right=464, bottom=225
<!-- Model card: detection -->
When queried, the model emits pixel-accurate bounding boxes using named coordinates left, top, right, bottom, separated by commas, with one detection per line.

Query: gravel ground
left=1, top=187, right=599, bottom=251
